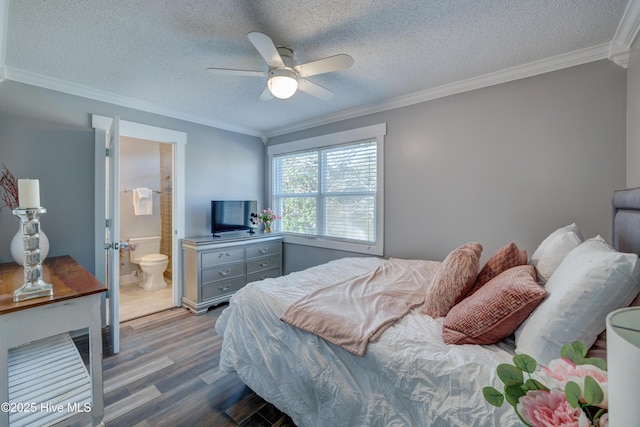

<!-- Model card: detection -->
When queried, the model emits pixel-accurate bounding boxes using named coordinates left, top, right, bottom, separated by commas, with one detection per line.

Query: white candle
left=18, top=179, right=41, bottom=208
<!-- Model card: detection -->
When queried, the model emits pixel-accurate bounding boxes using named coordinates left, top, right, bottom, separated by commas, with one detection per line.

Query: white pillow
left=529, top=223, right=583, bottom=284
left=515, top=236, right=640, bottom=365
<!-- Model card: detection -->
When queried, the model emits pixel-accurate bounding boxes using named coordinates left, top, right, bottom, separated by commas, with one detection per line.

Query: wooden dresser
left=182, top=232, right=282, bottom=315
left=0, top=256, right=106, bottom=427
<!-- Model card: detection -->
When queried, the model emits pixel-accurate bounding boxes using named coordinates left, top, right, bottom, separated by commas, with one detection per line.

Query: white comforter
left=216, top=257, right=522, bottom=427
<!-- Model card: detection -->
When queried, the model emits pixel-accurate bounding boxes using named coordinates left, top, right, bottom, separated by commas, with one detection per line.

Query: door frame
left=92, top=115, right=186, bottom=325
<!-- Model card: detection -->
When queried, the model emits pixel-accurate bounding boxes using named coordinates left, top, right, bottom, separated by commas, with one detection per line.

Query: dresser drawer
left=247, top=254, right=280, bottom=274
left=246, top=241, right=280, bottom=259
left=247, top=268, right=281, bottom=283
left=201, top=276, right=246, bottom=301
left=201, top=247, right=245, bottom=267
left=201, top=262, right=246, bottom=284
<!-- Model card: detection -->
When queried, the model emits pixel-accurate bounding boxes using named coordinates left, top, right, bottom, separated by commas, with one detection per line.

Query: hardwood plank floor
left=74, top=305, right=296, bottom=427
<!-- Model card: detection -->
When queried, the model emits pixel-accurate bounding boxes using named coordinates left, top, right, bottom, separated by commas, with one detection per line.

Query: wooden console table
left=0, top=256, right=107, bottom=427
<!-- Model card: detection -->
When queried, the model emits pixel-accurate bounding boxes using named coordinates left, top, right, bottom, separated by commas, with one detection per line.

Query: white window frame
left=268, top=123, right=386, bottom=255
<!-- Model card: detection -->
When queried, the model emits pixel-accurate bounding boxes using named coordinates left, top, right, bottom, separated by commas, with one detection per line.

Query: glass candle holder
left=12, top=207, right=53, bottom=302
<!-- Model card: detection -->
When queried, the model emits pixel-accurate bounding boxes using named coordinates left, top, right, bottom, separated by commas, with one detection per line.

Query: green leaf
left=524, top=378, right=549, bottom=392
left=580, top=357, right=607, bottom=371
left=483, top=386, right=504, bottom=407
left=504, top=384, right=526, bottom=408
left=497, top=364, right=524, bottom=386
left=560, top=341, right=588, bottom=363
left=513, top=354, right=537, bottom=374
left=560, top=343, right=577, bottom=362
left=583, top=376, right=604, bottom=406
left=565, top=381, right=581, bottom=408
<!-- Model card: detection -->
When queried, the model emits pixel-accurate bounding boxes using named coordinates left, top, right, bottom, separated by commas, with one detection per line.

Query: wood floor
left=74, top=305, right=296, bottom=427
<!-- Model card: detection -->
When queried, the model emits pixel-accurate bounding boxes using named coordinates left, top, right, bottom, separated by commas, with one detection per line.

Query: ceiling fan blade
left=298, top=78, right=334, bottom=100
left=206, top=67, right=267, bottom=77
left=294, top=54, right=354, bottom=77
left=247, top=32, right=285, bottom=68
left=259, top=87, right=273, bottom=101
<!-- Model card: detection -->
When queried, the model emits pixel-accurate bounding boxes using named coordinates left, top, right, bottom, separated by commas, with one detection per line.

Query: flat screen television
left=211, top=200, right=258, bottom=236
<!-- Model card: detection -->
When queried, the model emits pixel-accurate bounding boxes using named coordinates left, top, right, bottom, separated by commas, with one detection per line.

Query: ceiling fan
left=206, top=31, right=353, bottom=100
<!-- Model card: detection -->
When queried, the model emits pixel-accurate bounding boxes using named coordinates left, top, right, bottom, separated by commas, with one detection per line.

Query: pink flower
left=258, top=208, right=281, bottom=223
left=541, top=358, right=608, bottom=408
left=517, top=389, right=591, bottom=427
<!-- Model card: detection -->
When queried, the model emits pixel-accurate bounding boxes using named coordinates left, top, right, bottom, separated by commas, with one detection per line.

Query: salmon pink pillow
left=422, top=242, right=482, bottom=318
left=467, top=242, right=527, bottom=295
left=442, top=265, right=546, bottom=345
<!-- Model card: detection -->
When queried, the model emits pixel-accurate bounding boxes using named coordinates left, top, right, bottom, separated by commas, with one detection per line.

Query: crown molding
left=610, top=41, right=631, bottom=68
left=265, top=43, right=611, bottom=138
left=607, top=0, right=640, bottom=69
left=3, top=66, right=265, bottom=139
left=613, top=0, right=640, bottom=49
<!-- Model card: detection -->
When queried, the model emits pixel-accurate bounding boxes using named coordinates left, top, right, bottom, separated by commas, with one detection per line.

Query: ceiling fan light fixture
left=268, top=68, right=299, bottom=99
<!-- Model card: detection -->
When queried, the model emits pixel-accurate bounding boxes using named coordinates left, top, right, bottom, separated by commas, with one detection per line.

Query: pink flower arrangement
left=484, top=341, right=608, bottom=427
left=255, top=208, right=282, bottom=227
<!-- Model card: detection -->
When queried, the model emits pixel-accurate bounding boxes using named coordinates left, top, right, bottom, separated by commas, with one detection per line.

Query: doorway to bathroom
left=93, top=115, right=186, bottom=353
left=118, top=136, right=174, bottom=321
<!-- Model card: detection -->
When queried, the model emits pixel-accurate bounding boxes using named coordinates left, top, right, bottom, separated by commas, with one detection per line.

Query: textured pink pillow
left=442, top=265, right=546, bottom=345
left=422, top=242, right=483, bottom=318
left=467, top=242, right=528, bottom=295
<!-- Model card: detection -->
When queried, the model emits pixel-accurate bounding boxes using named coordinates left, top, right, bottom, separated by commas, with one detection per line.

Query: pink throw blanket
left=280, top=258, right=440, bottom=356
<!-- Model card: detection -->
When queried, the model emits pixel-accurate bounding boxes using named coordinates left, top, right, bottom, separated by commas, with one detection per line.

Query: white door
left=106, top=117, right=121, bottom=353
left=93, top=115, right=187, bottom=354
left=93, top=115, right=121, bottom=354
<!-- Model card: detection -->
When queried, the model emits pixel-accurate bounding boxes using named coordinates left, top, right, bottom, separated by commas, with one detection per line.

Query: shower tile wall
left=160, top=143, right=173, bottom=278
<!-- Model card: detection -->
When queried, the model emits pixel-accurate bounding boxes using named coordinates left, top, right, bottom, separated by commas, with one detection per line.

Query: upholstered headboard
left=612, top=187, right=640, bottom=257
left=587, top=188, right=640, bottom=359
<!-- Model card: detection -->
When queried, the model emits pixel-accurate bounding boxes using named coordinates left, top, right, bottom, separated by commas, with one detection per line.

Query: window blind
left=272, top=140, right=377, bottom=244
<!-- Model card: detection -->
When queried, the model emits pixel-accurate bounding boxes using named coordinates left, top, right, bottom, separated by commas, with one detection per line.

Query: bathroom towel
left=133, top=187, right=153, bottom=215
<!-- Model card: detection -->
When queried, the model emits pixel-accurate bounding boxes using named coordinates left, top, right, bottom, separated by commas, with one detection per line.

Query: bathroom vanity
left=181, top=232, right=282, bottom=315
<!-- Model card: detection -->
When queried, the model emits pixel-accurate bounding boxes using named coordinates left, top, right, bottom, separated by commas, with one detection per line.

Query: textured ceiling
left=2, top=0, right=636, bottom=138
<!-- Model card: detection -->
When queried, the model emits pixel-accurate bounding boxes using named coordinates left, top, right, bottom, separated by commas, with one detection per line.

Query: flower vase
left=264, top=225, right=271, bottom=233
left=10, top=228, right=49, bottom=266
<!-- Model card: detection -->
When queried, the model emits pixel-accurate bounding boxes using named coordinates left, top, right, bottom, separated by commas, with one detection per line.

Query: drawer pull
left=218, top=268, right=231, bottom=276
left=259, top=262, right=269, bottom=267
left=219, top=284, right=231, bottom=291
left=218, top=252, right=231, bottom=258
left=259, top=248, right=268, bottom=254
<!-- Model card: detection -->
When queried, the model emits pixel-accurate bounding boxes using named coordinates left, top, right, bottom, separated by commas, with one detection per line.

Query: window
left=268, top=124, right=385, bottom=255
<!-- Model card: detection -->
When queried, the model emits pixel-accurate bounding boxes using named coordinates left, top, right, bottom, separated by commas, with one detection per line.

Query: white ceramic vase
left=10, top=228, right=49, bottom=265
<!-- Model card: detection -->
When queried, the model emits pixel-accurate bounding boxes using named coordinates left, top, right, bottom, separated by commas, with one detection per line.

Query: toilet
left=128, top=236, right=168, bottom=291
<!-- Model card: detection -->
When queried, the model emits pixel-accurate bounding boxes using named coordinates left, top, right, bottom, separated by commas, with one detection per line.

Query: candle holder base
left=14, top=280, right=53, bottom=302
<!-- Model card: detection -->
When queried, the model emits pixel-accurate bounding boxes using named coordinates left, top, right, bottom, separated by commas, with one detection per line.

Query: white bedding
left=216, top=257, right=522, bottom=427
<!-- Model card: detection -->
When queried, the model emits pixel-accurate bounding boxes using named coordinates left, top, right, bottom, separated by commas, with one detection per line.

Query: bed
left=215, top=187, right=640, bottom=427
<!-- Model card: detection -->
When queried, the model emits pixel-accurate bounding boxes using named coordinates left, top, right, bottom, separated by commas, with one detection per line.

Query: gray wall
left=0, top=58, right=629, bottom=277
left=271, top=60, right=627, bottom=273
left=628, top=37, right=640, bottom=187
left=0, top=81, right=265, bottom=273
left=0, top=113, right=95, bottom=268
